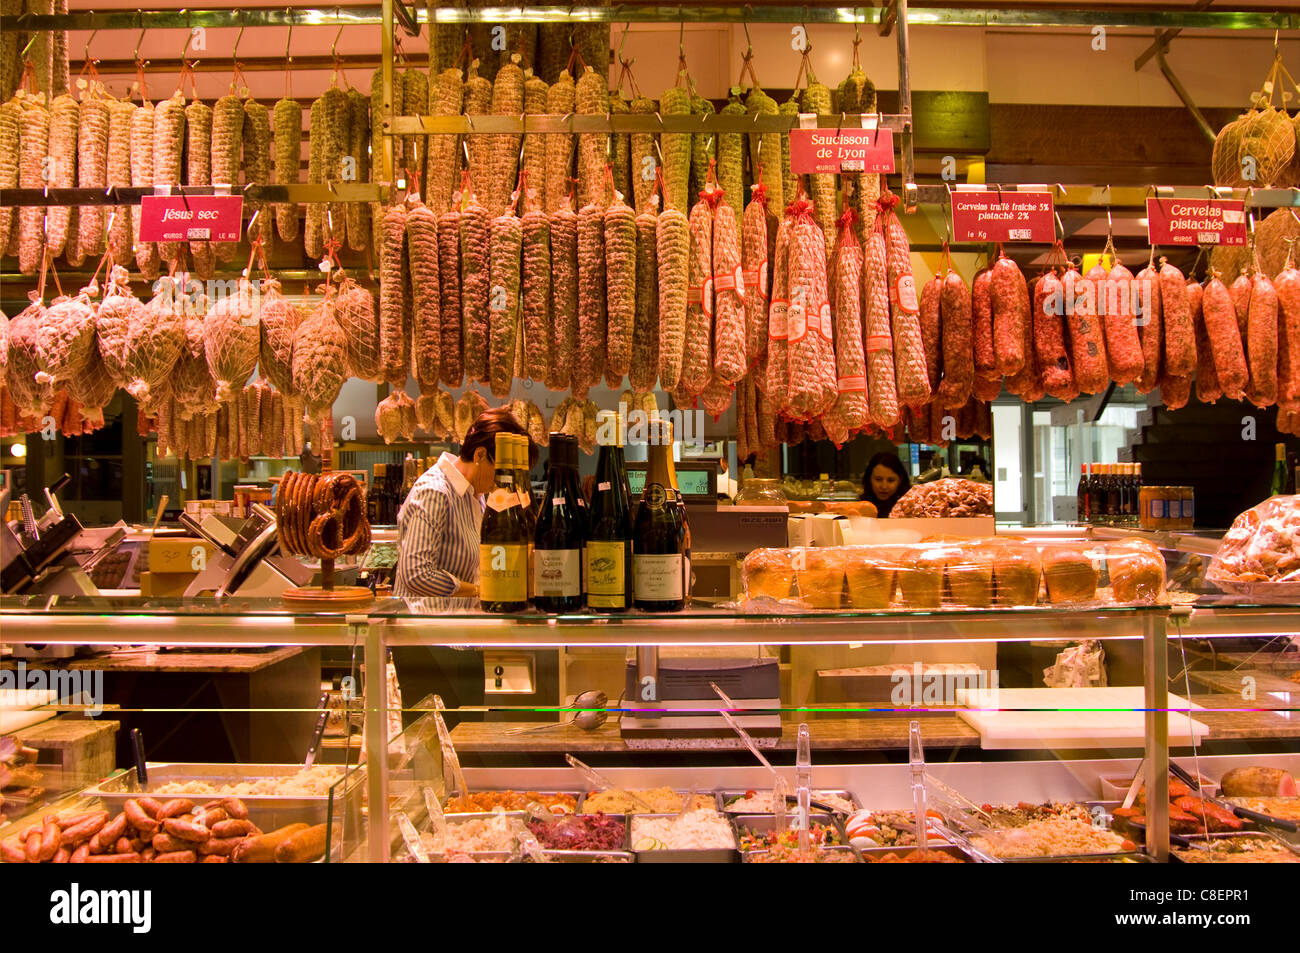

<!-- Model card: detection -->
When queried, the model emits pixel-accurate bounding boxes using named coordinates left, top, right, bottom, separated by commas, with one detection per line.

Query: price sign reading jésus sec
left=951, top=190, right=1054, bottom=243
left=1145, top=197, right=1247, bottom=246
left=788, top=127, right=894, bottom=175
left=139, top=195, right=243, bottom=243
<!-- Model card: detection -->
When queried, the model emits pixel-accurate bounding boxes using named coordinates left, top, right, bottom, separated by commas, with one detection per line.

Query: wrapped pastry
left=844, top=546, right=898, bottom=609
left=943, top=545, right=994, bottom=607
left=1042, top=547, right=1099, bottom=604
left=991, top=541, right=1042, bottom=606
left=1107, top=539, right=1166, bottom=603
left=897, top=546, right=945, bottom=609
left=796, top=548, right=847, bottom=609
left=742, top=548, right=796, bottom=601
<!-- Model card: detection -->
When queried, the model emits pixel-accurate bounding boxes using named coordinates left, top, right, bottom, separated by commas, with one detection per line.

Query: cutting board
left=954, top=687, right=1210, bottom=750
left=0, top=689, right=58, bottom=734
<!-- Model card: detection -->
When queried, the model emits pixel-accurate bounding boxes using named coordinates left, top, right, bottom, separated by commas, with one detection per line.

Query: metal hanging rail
left=388, top=113, right=910, bottom=135
left=3, top=5, right=1295, bottom=32
left=0, top=183, right=383, bottom=207
left=910, top=183, right=1300, bottom=210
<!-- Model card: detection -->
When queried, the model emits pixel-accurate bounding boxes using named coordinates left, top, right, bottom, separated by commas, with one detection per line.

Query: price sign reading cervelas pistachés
left=951, top=191, right=1054, bottom=243
left=788, top=127, right=895, bottom=175
left=1145, top=197, right=1247, bottom=246
left=139, top=195, right=243, bottom=243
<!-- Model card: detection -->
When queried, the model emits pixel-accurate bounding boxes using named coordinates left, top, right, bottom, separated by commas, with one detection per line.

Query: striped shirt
left=393, top=452, right=483, bottom=599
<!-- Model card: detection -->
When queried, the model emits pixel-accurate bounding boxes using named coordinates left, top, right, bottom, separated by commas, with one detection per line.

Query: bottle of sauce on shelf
left=480, top=432, right=530, bottom=613
left=587, top=411, right=634, bottom=613
left=633, top=418, right=690, bottom=612
left=1077, top=463, right=1091, bottom=523
left=1089, top=463, right=1107, bottom=525
left=1106, top=464, right=1122, bottom=522
left=533, top=433, right=585, bottom=613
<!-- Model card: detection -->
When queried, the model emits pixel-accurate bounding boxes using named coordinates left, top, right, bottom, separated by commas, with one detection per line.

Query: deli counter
left=2, top=582, right=1298, bottom=864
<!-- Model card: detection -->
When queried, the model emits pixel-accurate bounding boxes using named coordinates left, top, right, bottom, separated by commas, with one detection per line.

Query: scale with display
left=625, top=460, right=717, bottom=502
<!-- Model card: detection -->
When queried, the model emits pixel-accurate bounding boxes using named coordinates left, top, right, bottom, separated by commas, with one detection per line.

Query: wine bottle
left=480, top=432, right=529, bottom=612
left=633, top=419, right=689, bottom=611
left=511, top=434, right=538, bottom=603
left=534, top=433, right=585, bottom=612
left=587, top=411, right=634, bottom=612
left=1076, top=463, right=1090, bottom=524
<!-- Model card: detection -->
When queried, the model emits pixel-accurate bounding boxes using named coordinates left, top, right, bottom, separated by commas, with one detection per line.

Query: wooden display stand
left=278, top=470, right=375, bottom=611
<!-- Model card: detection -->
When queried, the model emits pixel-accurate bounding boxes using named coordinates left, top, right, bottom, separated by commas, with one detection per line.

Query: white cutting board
left=954, top=687, right=1209, bottom=750
left=0, top=689, right=58, bottom=734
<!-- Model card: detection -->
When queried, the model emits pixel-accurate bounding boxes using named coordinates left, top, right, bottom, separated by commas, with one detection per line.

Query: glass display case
left=3, top=570, right=1298, bottom=863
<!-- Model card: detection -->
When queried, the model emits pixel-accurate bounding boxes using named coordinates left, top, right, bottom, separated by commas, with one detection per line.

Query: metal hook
left=133, top=21, right=147, bottom=62
left=331, top=12, right=345, bottom=61
left=285, top=8, right=295, bottom=64
left=742, top=15, right=753, bottom=53
left=83, top=29, right=99, bottom=62
left=232, top=23, right=246, bottom=62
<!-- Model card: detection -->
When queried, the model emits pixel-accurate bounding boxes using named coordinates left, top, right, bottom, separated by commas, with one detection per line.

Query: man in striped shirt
left=391, top=408, right=529, bottom=725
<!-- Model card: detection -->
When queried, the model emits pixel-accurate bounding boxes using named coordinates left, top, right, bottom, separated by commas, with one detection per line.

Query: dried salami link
left=741, top=186, right=770, bottom=373
left=785, top=205, right=837, bottom=420
left=919, top=273, right=943, bottom=393
left=884, top=208, right=930, bottom=408
left=547, top=204, right=579, bottom=390
left=487, top=212, right=523, bottom=398
left=1190, top=279, right=1223, bottom=404
left=1063, top=266, right=1108, bottom=394
left=437, top=210, right=463, bottom=386
left=75, top=94, right=110, bottom=260
left=656, top=207, right=690, bottom=391
left=1202, top=273, right=1248, bottom=399
left=575, top=67, right=609, bottom=208
left=272, top=97, right=302, bottom=242
left=630, top=207, right=659, bottom=393
left=1159, top=260, right=1196, bottom=378
left=863, top=221, right=898, bottom=427
left=1099, top=262, right=1144, bottom=383
left=460, top=198, right=492, bottom=385
left=407, top=201, right=441, bottom=390
left=1033, top=270, right=1075, bottom=399
left=678, top=198, right=715, bottom=400
left=1277, top=262, right=1300, bottom=406
left=989, top=256, right=1027, bottom=378
left=1134, top=264, right=1163, bottom=394
left=576, top=201, right=608, bottom=395
left=712, top=191, right=747, bottom=385
left=1246, top=271, right=1279, bottom=408
left=544, top=71, right=575, bottom=213
left=936, top=270, right=974, bottom=409
left=379, top=202, right=411, bottom=386
left=827, top=213, right=869, bottom=434
left=521, top=209, right=552, bottom=383
left=971, top=266, right=996, bottom=381
left=603, top=199, right=637, bottom=384
left=1003, top=263, right=1044, bottom=402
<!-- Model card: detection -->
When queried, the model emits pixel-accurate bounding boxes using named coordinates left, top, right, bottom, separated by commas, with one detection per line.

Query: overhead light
left=10, top=443, right=25, bottom=458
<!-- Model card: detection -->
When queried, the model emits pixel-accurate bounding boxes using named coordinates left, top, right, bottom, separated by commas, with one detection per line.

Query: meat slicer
left=619, top=649, right=783, bottom=740
left=181, top=503, right=315, bottom=598
left=0, top=473, right=115, bottom=599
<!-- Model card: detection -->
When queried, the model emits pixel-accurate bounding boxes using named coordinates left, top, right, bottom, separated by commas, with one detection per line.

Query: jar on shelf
left=735, top=478, right=789, bottom=507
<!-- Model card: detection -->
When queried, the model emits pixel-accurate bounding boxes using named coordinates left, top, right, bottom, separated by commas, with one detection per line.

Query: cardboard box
left=138, top=571, right=194, bottom=597
left=844, top=516, right=996, bottom=543
left=149, top=538, right=216, bottom=574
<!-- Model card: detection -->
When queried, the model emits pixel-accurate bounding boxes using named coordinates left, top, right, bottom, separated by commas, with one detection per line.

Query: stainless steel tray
left=581, top=790, right=721, bottom=815
left=442, top=790, right=585, bottom=816
left=1170, top=831, right=1300, bottom=864
left=858, top=843, right=977, bottom=863
left=529, top=850, right=634, bottom=863
left=630, top=813, right=739, bottom=863
left=719, top=789, right=860, bottom=815
left=743, top=846, right=861, bottom=863
left=732, top=812, right=848, bottom=852
left=85, top=763, right=343, bottom=830
left=522, top=813, right=630, bottom=854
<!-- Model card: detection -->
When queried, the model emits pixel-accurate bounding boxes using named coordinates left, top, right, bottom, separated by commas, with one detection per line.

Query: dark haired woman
left=392, top=406, right=531, bottom=725
left=861, top=452, right=911, bottom=518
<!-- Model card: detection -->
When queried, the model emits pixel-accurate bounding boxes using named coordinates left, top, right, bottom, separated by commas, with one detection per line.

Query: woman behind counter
left=861, top=452, right=911, bottom=518
left=391, top=407, right=532, bottom=726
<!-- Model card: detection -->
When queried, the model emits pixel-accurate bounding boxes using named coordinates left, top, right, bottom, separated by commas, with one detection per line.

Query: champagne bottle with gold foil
left=480, top=432, right=529, bottom=612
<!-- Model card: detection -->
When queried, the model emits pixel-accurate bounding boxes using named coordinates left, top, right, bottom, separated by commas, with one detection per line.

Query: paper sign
left=951, top=191, right=1054, bottom=243
left=789, top=127, right=894, bottom=175
left=1145, top=197, right=1247, bottom=246
left=139, top=195, right=243, bottom=243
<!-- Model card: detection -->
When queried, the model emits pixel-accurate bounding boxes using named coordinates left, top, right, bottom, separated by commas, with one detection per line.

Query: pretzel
left=306, top=473, right=368, bottom=559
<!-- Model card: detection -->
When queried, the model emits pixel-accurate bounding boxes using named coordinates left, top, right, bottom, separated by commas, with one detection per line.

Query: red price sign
left=951, top=191, right=1054, bottom=243
left=1145, top=197, right=1246, bottom=246
left=789, top=127, right=894, bottom=175
left=139, top=194, right=243, bottom=243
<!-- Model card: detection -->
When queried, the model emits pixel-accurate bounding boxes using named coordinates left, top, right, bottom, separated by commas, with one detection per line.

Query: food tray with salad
left=630, top=811, right=739, bottom=863
left=720, top=789, right=859, bottom=815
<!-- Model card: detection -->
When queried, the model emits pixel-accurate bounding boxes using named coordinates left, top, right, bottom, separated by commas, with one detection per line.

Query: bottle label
left=634, top=553, right=685, bottom=601
left=1182, top=498, right=1194, bottom=521
left=586, top=540, right=628, bottom=607
left=486, top=488, right=519, bottom=512
left=534, top=548, right=581, bottom=597
left=1147, top=499, right=1167, bottom=519
left=644, top=483, right=667, bottom=510
left=480, top=543, right=528, bottom=602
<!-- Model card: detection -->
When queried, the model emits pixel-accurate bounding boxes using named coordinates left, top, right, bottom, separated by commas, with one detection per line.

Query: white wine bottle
left=480, top=432, right=530, bottom=612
